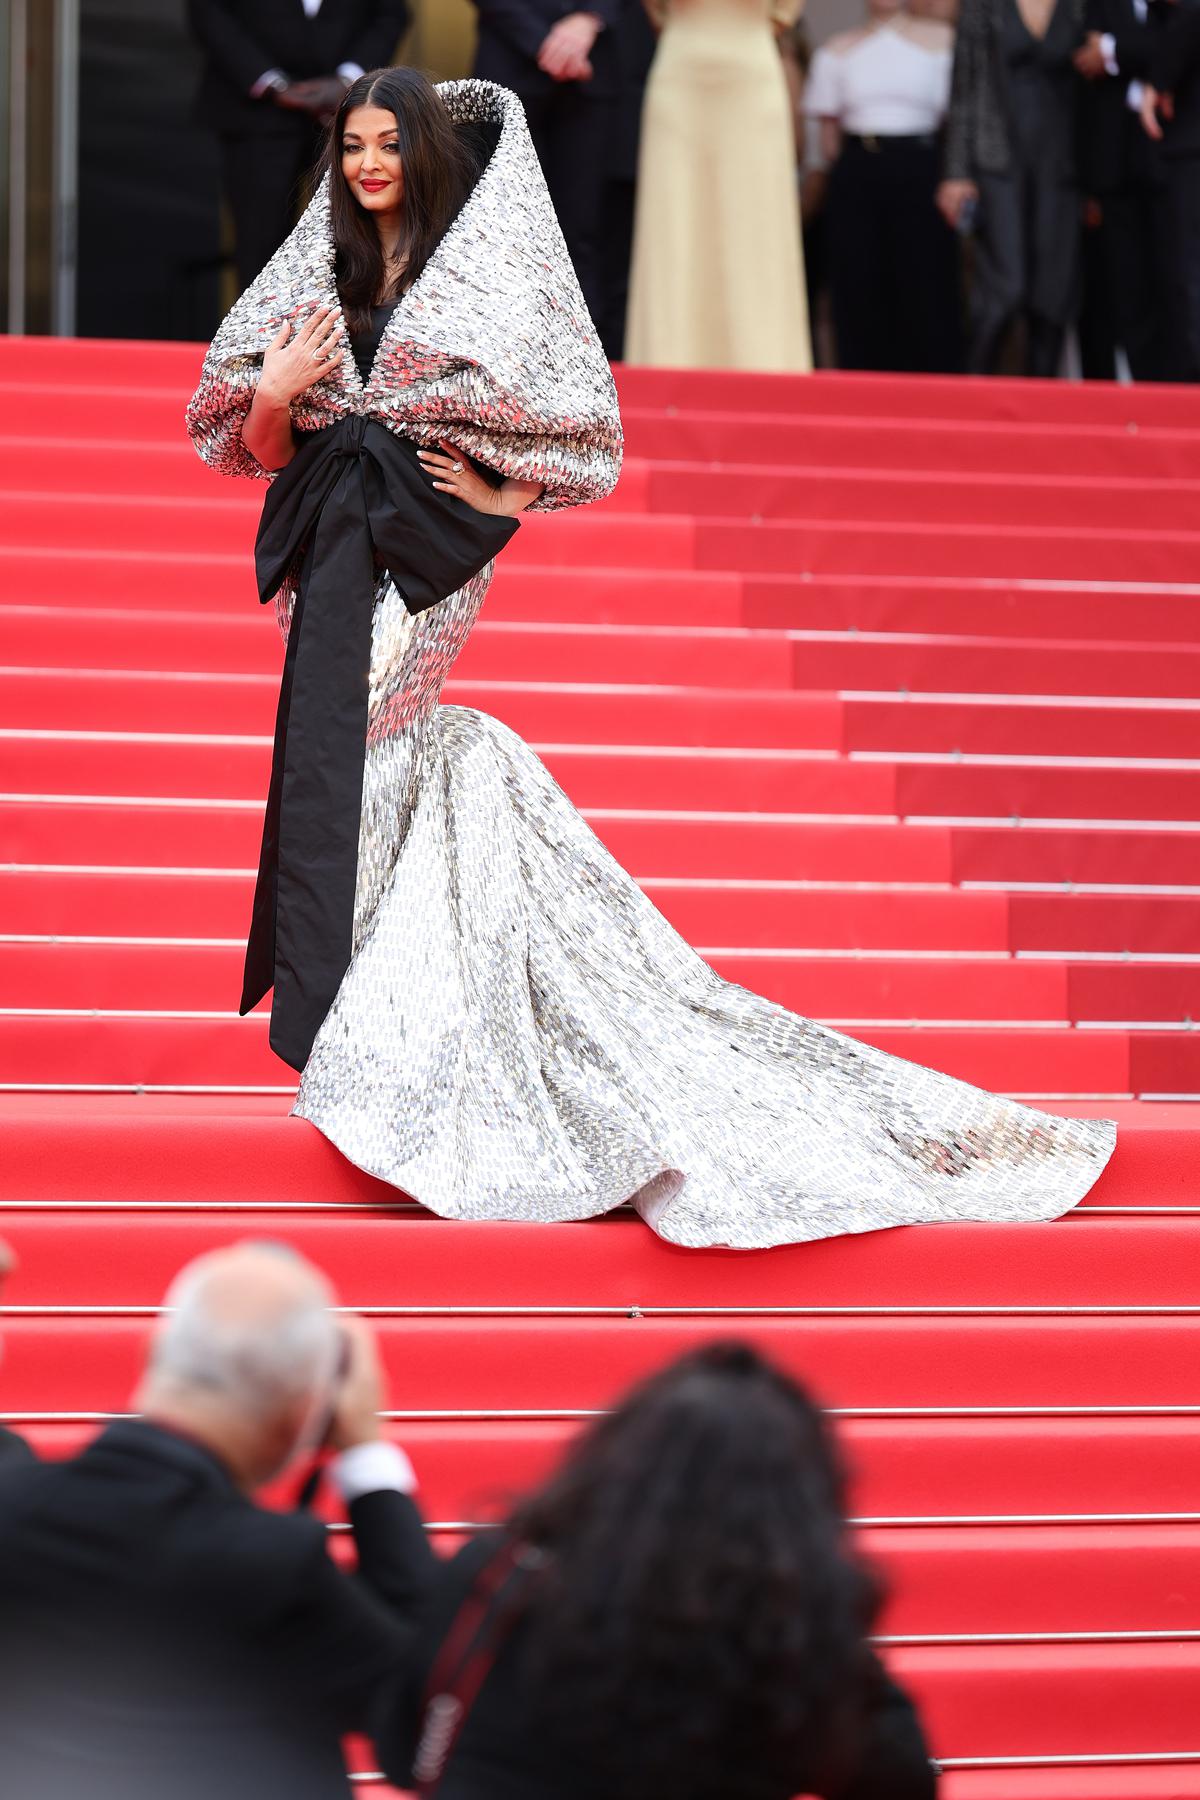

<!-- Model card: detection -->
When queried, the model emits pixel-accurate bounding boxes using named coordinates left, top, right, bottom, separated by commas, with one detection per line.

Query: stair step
left=3, top=1312, right=1200, bottom=1412
left=0, top=1094, right=1176, bottom=1207
left=0, top=1012, right=1143, bottom=1092
left=19, top=1413, right=1200, bottom=1532
left=0, top=669, right=841, bottom=750
left=0, top=942, right=1081, bottom=1022
left=742, top=574, right=1200, bottom=645
left=0, top=866, right=1012, bottom=950
left=0, top=800, right=953, bottom=881
left=3, top=1212, right=1190, bottom=1308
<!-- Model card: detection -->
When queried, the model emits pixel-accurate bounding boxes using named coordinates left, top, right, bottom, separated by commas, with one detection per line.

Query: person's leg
left=1164, top=156, right=1200, bottom=381
left=539, top=86, right=613, bottom=323
left=887, top=140, right=963, bottom=373
left=220, top=125, right=317, bottom=295
left=1101, top=185, right=1161, bottom=380
left=826, top=142, right=890, bottom=369
left=1025, top=169, right=1080, bottom=378
left=968, top=174, right=1025, bottom=373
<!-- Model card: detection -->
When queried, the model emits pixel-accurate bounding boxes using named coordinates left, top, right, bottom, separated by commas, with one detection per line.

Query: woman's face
left=341, top=105, right=404, bottom=217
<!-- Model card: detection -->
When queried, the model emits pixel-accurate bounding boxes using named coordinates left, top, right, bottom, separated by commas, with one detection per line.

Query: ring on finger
left=452, top=461, right=464, bottom=473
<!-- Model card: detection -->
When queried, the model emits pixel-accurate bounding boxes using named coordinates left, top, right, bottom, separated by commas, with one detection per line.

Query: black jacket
left=0, top=1423, right=33, bottom=1466
left=0, top=1420, right=436, bottom=1800
left=373, top=1534, right=939, bottom=1800
left=944, top=0, right=1085, bottom=179
left=1082, top=0, right=1166, bottom=190
left=188, top=0, right=411, bottom=133
left=1154, top=3, right=1200, bottom=158
left=472, top=0, right=624, bottom=98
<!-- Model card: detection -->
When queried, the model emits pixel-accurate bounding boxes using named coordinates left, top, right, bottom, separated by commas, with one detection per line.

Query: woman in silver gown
left=187, top=70, right=1115, bottom=1250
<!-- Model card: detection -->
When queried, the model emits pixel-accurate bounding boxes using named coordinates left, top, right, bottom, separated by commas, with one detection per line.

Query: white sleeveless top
left=805, top=25, right=953, bottom=136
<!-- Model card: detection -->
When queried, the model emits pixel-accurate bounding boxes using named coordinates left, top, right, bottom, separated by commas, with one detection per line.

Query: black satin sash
left=242, top=416, right=519, bottom=1071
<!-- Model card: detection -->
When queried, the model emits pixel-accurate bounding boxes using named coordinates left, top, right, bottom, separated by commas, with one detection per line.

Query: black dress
left=372, top=1535, right=939, bottom=1800
left=350, top=300, right=400, bottom=384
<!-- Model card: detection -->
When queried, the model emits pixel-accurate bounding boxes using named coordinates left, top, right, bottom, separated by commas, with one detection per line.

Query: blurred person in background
left=1075, top=0, right=1174, bottom=378
left=374, top=1343, right=938, bottom=1800
left=471, top=2, right=627, bottom=323
left=188, top=0, right=412, bottom=294
left=1141, top=4, right=1200, bottom=377
left=626, top=0, right=814, bottom=371
left=806, top=0, right=962, bottom=371
left=778, top=19, right=836, bottom=361
left=0, top=1242, right=434, bottom=1800
left=596, top=3, right=659, bottom=358
left=0, top=1239, right=32, bottom=1467
left=939, top=0, right=1084, bottom=375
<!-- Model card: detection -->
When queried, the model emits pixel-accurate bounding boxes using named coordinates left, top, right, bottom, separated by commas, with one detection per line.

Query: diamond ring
left=452, top=462, right=464, bottom=473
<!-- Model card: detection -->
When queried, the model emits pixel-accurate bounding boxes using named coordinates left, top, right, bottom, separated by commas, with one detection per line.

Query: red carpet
left=2, top=338, right=1200, bottom=1796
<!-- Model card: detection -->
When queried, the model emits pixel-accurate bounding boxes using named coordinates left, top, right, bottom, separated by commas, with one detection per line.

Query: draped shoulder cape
left=186, top=78, right=622, bottom=511
left=185, top=80, right=623, bottom=1071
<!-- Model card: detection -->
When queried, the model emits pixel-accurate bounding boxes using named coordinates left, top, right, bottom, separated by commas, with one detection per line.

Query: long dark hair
left=319, top=67, right=479, bottom=334
left=506, top=1344, right=881, bottom=1800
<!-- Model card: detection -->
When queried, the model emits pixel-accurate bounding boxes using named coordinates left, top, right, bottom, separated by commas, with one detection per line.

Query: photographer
left=0, top=1238, right=33, bottom=1467
left=0, top=1242, right=434, bottom=1800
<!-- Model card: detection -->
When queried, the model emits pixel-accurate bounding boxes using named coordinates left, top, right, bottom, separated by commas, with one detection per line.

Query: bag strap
left=412, top=1539, right=527, bottom=1799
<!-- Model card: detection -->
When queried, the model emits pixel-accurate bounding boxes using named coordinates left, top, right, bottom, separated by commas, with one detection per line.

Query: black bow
left=242, top=417, right=519, bottom=1071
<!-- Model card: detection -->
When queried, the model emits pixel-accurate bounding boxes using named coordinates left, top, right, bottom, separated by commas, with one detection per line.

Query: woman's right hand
left=936, top=179, right=979, bottom=231
left=260, top=306, right=344, bottom=403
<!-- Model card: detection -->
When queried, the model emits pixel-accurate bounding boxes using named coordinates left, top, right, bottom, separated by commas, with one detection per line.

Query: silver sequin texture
left=190, top=82, right=1116, bottom=1249
left=294, top=571, right=1115, bottom=1249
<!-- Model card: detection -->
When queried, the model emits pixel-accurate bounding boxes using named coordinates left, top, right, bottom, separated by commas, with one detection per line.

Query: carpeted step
left=0, top=867, right=1013, bottom=949
left=3, top=1312, right=1199, bottom=1415
left=16, top=1412, right=1200, bottom=1531
left=0, top=798, right=952, bottom=881
left=0, top=942, right=1081, bottom=1022
left=0, top=1014, right=1139, bottom=1093
left=0, top=1212, right=1189, bottom=1309
left=0, top=1094, right=1177, bottom=1206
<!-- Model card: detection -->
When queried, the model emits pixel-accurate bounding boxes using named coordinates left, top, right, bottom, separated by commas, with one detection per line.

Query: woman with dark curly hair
left=373, top=1344, right=936, bottom=1800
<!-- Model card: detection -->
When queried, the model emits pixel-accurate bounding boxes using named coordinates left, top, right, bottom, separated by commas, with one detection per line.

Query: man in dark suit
left=0, top=1242, right=435, bottom=1800
left=1076, top=0, right=1175, bottom=379
left=0, top=1237, right=33, bottom=1468
left=187, top=0, right=411, bottom=292
left=472, top=3, right=625, bottom=322
left=1143, top=2, right=1200, bottom=377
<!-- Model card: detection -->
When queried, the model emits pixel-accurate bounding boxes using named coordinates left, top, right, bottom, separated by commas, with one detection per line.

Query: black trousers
left=827, top=136, right=963, bottom=373
left=971, top=167, right=1081, bottom=377
left=1164, top=155, right=1200, bottom=381
left=518, top=85, right=613, bottom=325
left=219, top=121, right=323, bottom=296
left=1096, top=179, right=1176, bottom=381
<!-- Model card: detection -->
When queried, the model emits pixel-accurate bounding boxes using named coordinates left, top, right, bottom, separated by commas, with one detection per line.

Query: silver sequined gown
left=292, top=564, right=1116, bottom=1249
left=187, top=79, right=1116, bottom=1248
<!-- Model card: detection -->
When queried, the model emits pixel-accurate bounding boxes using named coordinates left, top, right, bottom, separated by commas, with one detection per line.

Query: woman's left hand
left=417, top=439, right=539, bottom=517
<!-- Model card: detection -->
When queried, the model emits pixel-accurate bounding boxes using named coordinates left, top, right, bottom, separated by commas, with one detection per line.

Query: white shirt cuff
left=337, top=62, right=366, bottom=84
left=1126, top=78, right=1147, bottom=113
left=1100, top=32, right=1119, bottom=76
left=250, top=67, right=289, bottom=99
left=330, top=1440, right=418, bottom=1502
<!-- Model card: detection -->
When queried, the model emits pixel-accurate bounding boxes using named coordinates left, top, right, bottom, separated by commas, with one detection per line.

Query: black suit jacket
left=373, top=1534, right=939, bottom=1800
left=1082, top=0, right=1165, bottom=189
left=0, top=1423, right=33, bottom=1467
left=1154, top=3, right=1200, bottom=158
left=188, top=0, right=411, bottom=133
left=0, top=1420, right=436, bottom=1800
left=472, top=0, right=624, bottom=99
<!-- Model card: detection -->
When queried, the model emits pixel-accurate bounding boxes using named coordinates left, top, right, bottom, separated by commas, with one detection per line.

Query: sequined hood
left=185, top=80, right=622, bottom=511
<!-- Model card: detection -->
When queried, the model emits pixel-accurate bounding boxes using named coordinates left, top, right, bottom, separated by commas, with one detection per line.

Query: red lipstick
left=360, top=179, right=389, bottom=193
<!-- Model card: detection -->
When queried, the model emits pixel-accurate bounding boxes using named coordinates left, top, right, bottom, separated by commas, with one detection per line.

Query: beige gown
left=625, top=0, right=813, bottom=372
